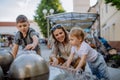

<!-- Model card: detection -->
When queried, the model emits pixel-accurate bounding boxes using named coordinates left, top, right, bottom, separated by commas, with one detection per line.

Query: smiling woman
left=49, top=24, right=71, bottom=66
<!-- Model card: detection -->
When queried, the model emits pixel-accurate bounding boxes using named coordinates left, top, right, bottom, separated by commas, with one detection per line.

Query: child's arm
left=25, top=35, right=39, bottom=50
left=31, top=35, right=39, bottom=49
left=66, top=53, right=74, bottom=68
left=12, top=44, right=19, bottom=58
left=75, top=54, right=87, bottom=70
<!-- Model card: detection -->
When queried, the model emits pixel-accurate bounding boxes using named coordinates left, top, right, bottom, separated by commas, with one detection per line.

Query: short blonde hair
left=69, top=27, right=85, bottom=41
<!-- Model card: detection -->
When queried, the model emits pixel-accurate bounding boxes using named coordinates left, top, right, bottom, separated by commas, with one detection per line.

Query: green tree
left=34, top=0, right=65, bottom=38
left=105, top=0, right=120, bottom=10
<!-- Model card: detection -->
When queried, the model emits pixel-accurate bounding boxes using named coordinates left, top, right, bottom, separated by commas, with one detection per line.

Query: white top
left=71, top=41, right=98, bottom=62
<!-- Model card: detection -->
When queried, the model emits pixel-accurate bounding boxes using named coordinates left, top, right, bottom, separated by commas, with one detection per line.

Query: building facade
left=88, top=0, right=120, bottom=50
left=73, top=0, right=90, bottom=13
left=73, top=0, right=120, bottom=50
left=0, top=21, right=43, bottom=47
left=0, top=21, right=42, bottom=37
left=0, top=22, right=17, bottom=36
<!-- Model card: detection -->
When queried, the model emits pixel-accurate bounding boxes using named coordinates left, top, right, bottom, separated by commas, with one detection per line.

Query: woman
left=49, top=24, right=70, bottom=65
left=49, top=24, right=82, bottom=69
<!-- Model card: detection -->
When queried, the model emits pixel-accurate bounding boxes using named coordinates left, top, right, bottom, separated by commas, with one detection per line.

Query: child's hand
left=67, top=68, right=76, bottom=72
left=51, top=58, right=59, bottom=66
left=60, top=62, right=68, bottom=69
left=67, top=68, right=82, bottom=73
left=24, top=44, right=35, bottom=50
left=60, top=66, right=66, bottom=69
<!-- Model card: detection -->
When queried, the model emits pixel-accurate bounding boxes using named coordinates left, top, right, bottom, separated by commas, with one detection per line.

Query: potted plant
left=111, top=54, right=120, bottom=67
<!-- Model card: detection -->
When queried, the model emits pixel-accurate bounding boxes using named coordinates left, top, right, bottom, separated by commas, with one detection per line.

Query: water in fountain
left=49, top=66, right=99, bottom=80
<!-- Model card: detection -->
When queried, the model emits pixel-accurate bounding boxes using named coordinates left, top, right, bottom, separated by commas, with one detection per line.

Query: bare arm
left=25, top=35, right=39, bottom=50
left=49, top=51, right=59, bottom=66
left=75, top=54, right=87, bottom=70
left=32, top=35, right=39, bottom=49
left=12, top=43, right=19, bottom=58
left=66, top=53, right=74, bottom=68
left=49, top=44, right=58, bottom=60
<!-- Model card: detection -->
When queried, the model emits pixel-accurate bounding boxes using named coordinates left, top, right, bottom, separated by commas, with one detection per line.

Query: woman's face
left=53, top=28, right=65, bottom=43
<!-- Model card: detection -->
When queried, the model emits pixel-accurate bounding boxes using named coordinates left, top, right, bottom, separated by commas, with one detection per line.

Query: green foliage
left=111, top=54, right=120, bottom=60
left=105, top=0, right=120, bottom=10
left=0, top=38, right=4, bottom=42
left=34, top=0, right=65, bottom=38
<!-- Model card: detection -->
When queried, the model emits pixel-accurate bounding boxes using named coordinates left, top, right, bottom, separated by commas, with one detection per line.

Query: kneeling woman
left=49, top=24, right=86, bottom=70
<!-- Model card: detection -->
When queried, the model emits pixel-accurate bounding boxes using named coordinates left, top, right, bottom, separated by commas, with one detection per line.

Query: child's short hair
left=16, top=15, right=28, bottom=23
left=70, top=27, right=85, bottom=41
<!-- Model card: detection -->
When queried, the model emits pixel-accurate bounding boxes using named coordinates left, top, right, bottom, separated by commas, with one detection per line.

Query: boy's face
left=16, top=22, right=29, bottom=34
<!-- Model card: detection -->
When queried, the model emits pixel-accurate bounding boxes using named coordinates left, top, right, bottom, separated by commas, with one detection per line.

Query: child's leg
left=97, top=54, right=110, bottom=80
left=89, top=54, right=110, bottom=80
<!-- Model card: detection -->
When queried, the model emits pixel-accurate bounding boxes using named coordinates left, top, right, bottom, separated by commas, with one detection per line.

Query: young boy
left=12, top=15, right=41, bottom=58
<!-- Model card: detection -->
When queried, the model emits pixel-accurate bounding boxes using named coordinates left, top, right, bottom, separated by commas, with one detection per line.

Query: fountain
left=0, top=66, right=4, bottom=80
left=0, top=49, right=14, bottom=74
left=0, top=49, right=98, bottom=80
left=8, top=51, right=49, bottom=80
left=49, top=66, right=99, bottom=80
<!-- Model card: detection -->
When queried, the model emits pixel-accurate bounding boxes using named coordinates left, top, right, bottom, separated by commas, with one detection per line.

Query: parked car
left=39, top=38, right=47, bottom=44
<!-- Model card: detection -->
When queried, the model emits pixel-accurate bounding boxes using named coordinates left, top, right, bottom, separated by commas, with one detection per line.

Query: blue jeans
left=88, top=53, right=110, bottom=80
